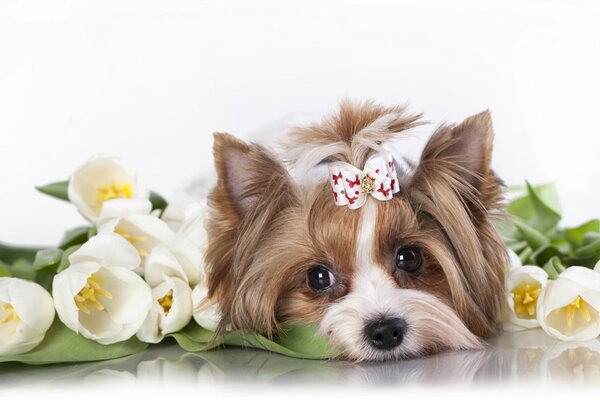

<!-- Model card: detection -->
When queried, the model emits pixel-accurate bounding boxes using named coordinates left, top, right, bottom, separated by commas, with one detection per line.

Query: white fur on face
left=319, top=200, right=483, bottom=361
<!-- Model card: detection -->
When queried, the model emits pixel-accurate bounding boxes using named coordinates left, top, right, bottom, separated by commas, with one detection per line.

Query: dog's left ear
left=410, top=110, right=501, bottom=210
left=409, top=110, right=505, bottom=337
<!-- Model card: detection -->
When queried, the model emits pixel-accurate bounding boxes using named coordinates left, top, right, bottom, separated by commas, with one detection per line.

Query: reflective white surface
left=1, top=329, right=599, bottom=387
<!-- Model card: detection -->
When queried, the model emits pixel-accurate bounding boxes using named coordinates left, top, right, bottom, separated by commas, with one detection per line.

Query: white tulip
left=191, top=284, right=222, bottom=331
left=97, top=198, right=152, bottom=226
left=53, top=233, right=153, bottom=344
left=0, top=278, right=55, bottom=355
left=144, top=246, right=189, bottom=287
left=505, top=265, right=548, bottom=330
left=98, top=200, right=175, bottom=270
left=506, top=248, right=522, bottom=272
left=68, top=154, right=149, bottom=222
left=161, top=191, right=205, bottom=232
left=537, top=267, right=600, bottom=341
left=137, top=276, right=193, bottom=343
left=171, top=201, right=209, bottom=286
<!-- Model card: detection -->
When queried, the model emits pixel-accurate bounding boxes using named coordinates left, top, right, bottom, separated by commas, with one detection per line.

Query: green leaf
left=506, top=182, right=561, bottom=220
left=0, top=243, right=42, bottom=265
left=0, top=320, right=148, bottom=365
left=57, top=245, right=81, bottom=273
left=523, top=181, right=561, bottom=232
left=87, top=226, right=97, bottom=239
left=531, top=245, right=561, bottom=267
left=518, top=246, right=533, bottom=265
left=506, top=240, right=528, bottom=253
left=170, top=323, right=338, bottom=360
left=583, top=232, right=600, bottom=246
left=495, top=219, right=519, bottom=241
left=0, top=261, right=12, bottom=277
left=542, top=256, right=566, bottom=280
left=149, top=191, right=168, bottom=213
left=513, top=219, right=550, bottom=250
left=574, top=238, right=600, bottom=259
left=272, top=323, right=335, bottom=358
left=58, top=226, right=93, bottom=250
left=35, top=181, right=69, bottom=202
left=6, top=259, right=36, bottom=281
left=34, top=270, right=56, bottom=291
left=32, top=248, right=63, bottom=272
left=565, top=219, right=600, bottom=248
left=550, top=238, right=571, bottom=255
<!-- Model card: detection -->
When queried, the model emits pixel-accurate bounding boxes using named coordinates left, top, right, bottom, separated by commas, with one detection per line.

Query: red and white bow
left=328, top=151, right=399, bottom=209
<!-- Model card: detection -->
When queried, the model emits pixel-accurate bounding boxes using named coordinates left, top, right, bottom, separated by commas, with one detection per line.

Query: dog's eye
left=307, top=265, right=336, bottom=291
left=395, top=246, right=423, bottom=273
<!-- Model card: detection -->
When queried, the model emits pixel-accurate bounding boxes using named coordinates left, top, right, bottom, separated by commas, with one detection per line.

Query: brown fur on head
left=205, top=101, right=507, bottom=360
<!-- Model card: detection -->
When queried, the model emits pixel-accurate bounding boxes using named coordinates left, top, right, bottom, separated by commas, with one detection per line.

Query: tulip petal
left=52, top=261, right=99, bottom=333
left=145, top=247, right=188, bottom=287
left=69, top=233, right=141, bottom=271
left=171, top=203, right=209, bottom=286
left=161, top=277, right=193, bottom=335
left=137, top=303, right=162, bottom=344
left=97, top=198, right=153, bottom=227
left=192, top=284, right=221, bottom=331
left=507, top=249, right=522, bottom=271
left=98, top=215, right=175, bottom=271
left=97, top=267, right=153, bottom=327
left=78, top=306, right=123, bottom=342
left=0, top=278, right=55, bottom=355
left=161, top=191, right=205, bottom=232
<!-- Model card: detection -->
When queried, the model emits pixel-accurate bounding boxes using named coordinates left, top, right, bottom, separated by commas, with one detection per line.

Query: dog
left=203, top=100, right=507, bottom=361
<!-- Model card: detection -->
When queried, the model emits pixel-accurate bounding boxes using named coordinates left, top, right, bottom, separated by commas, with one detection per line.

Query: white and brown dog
left=202, top=100, right=507, bottom=361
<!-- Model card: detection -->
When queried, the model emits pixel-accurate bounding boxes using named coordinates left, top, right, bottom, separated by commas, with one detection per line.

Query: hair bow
left=328, top=151, right=399, bottom=209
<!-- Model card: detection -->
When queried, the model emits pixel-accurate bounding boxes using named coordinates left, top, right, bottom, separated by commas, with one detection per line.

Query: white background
left=1, top=0, right=599, bottom=247
left=2, top=1, right=600, bottom=398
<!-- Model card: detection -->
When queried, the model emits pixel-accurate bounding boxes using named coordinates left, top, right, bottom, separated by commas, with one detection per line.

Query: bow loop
left=328, top=151, right=399, bottom=209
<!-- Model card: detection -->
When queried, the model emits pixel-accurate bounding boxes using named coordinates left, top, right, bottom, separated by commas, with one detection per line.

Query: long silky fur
left=204, top=101, right=508, bottom=359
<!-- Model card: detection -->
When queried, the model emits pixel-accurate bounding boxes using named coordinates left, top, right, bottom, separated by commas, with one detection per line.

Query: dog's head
left=205, top=101, right=507, bottom=361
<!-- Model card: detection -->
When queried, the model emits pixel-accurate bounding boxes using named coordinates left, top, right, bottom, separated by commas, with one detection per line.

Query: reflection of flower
left=544, top=340, right=600, bottom=384
left=137, top=276, right=193, bottom=343
left=505, top=265, right=548, bottom=330
left=137, top=356, right=199, bottom=384
left=53, top=233, right=153, bottom=344
left=68, top=155, right=149, bottom=222
left=537, top=267, right=600, bottom=341
left=0, top=278, right=55, bottom=355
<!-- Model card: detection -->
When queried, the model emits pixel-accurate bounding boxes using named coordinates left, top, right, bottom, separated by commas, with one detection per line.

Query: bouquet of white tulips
left=0, top=155, right=333, bottom=365
left=500, top=183, right=600, bottom=341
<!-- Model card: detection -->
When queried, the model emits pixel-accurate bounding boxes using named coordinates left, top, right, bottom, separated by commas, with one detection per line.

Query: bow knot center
left=360, top=175, right=375, bottom=194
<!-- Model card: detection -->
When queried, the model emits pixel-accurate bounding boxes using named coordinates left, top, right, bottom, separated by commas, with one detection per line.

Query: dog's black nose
left=365, top=318, right=406, bottom=350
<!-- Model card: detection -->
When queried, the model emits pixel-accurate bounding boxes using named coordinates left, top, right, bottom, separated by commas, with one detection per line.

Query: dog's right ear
left=212, top=132, right=295, bottom=217
left=206, top=133, right=298, bottom=333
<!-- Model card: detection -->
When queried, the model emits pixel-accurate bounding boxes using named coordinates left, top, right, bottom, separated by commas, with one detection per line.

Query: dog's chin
left=319, top=288, right=484, bottom=362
